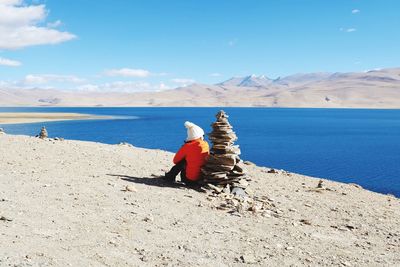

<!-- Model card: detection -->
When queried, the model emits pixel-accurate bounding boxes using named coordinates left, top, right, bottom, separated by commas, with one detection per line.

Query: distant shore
left=0, top=112, right=110, bottom=125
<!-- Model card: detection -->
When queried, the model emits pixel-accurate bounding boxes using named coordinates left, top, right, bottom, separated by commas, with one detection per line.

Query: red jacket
left=173, top=138, right=209, bottom=181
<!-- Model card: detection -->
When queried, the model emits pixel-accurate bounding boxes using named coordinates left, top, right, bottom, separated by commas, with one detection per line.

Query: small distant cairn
left=201, top=110, right=248, bottom=191
left=38, top=126, right=48, bottom=139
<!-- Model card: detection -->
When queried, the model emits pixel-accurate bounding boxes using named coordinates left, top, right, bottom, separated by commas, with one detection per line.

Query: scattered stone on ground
left=123, top=185, right=137, bottom=192
left=267, top=168, right=279, bottom=174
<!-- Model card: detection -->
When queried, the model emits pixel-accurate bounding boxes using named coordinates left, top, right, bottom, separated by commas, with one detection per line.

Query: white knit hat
left=184, top=121, right=204, bottom=141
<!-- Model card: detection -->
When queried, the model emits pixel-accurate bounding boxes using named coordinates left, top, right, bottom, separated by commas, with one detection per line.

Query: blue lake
left=1, top=107, right=399, bottom=197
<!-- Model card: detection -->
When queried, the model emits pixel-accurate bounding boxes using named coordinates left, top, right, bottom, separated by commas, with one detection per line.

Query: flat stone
left=207, top=154, right=236, bottom=166
left=202, top=164, right=234, bottom=172
left=231, top=187, right=247, bottom=198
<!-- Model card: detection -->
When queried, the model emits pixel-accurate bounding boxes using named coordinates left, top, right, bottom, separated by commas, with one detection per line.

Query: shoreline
left=1, top=132, right=398, bottom=199
left=0, top=112, right=112, bottom=125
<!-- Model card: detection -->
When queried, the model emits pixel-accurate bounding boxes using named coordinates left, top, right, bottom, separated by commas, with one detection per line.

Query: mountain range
left=1, top=68, right=399, bottom=108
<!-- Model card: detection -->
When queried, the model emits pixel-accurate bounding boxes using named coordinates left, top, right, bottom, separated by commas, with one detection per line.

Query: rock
left=240, top=254, right=257, bottom=264
left=222, top=184, right=231, bottom=194
left=0, top=216, right=12, bottom=222
left=143, top=216, right=154, bottom=222
left=0, top=128, right=5, bottom=134
left=300, top=219, right=312, bottom=225
left=207, top=183, right=223, bottom=193
left=118, top=142, right=133, bottom=147
left=238, top=179, right=249, bottom=187
left=233, top=162, right=246, bottom=173
left=231, top=187, right=247, bottom=198
left=317, top=180, right=324, bottom=188
left=124, top=185, right=137, bottom=192
left=38, top=126, right=48, bottom=139
left=201, top=110, right=248, bottom=187
left=349, top=183, right=363, bottom=189
left=207, top=154, right=236, bottom=167
left=261, top=211, right=272, bottom=218
left=267, top=168, right=278, bottom=174
left=345, top=224, right=356, bottom=230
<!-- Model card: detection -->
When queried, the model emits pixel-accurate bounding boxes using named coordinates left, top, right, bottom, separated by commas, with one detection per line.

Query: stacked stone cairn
left=201, top=110, right=248, bottom=190
left=38, top=126, right=48, bottom=139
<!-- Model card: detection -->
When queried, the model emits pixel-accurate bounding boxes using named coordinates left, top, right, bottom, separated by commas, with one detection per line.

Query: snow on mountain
left=218, top=74, right=274, bottom=87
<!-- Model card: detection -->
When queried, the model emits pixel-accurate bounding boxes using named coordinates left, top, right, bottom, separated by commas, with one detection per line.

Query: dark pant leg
left=164, top=160, right=186, bottom=181
left=180, top=168, right=198, bottom=187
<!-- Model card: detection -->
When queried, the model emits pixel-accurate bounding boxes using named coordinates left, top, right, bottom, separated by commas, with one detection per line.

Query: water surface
left=1, top=107, right=399, bottom=197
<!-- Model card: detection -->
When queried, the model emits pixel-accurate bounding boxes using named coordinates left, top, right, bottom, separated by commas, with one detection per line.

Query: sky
left=0, top=0, right=399, bottom=92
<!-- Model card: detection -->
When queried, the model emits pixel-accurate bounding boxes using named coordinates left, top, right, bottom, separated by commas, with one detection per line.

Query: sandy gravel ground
left=0, top=113, right=108, bottom=125
left=0, top=134, right=399, bottom=266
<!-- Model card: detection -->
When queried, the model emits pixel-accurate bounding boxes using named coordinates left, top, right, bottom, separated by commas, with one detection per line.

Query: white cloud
left=171, top=78, right=195, bottom=86
left=340, top=28, right=357, bottom=33
left=210, top=73, right=221, bottom=77
left=47, top=20, right=62, bottom=28
left=0, top=0, right=76, bottom=49
left=0, top=57, right=21, bottom=66
left=171, top=78, right=195, bottom=87
left=78, top=81, right=171, bottom=92
left=352, top=9, right=360, bottom=14
left=23, top=74, right=85, bottom=85
left=104, top=68, right=151, bottom=78
left=0, top=0, right=22, bottom=7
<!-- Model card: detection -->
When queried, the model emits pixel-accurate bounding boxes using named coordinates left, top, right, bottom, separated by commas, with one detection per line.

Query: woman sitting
left=163, top=121, right=209, bottom=186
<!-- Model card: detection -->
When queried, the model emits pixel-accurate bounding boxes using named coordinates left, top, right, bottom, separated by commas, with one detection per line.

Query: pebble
left=300, top=219, right=312, bottom=225
left=143, top=216, right=154, bottom=222
left=124, top=185, right=137, bottom=192
left=0, top=216, right=12, bottom=222
left=240, top=254, right=257, bottom=264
